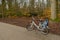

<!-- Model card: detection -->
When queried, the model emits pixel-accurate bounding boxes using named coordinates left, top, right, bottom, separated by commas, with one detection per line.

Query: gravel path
left=0, top=22, right=60, bottom=40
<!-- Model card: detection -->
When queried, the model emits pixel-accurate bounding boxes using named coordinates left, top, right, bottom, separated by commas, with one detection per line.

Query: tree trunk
left=2, top=0, right=6, bottom=19
left=51, top=0, right=56, bottom=20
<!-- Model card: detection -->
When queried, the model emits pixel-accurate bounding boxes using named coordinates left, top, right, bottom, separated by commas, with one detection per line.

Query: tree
left=56, top=0, right=58, bottom=18
left=14, top=0, right=21, bottom=17
left=47, top=0, right=51, bottom=8
left=51, top=0, right=56, bottom=20
left=14, top=0, right=19, bottom=12
left=2, top=0, right=6, bottom=18
left=38, top=0, right=44, bottom=16
left=7, top=0, right=13, bottom=10
left=20, top=0, right=24, bottom=8
left=29, top=0, right=35, bottom=16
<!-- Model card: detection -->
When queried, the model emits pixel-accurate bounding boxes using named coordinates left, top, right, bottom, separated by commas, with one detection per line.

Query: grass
left=51, top=18, right=60, bottom=22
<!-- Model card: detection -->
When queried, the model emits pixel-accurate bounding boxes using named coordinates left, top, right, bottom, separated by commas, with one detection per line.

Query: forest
left=0, top=0, right=60, bottom=21
left=0, top=0, right=52, bottom=18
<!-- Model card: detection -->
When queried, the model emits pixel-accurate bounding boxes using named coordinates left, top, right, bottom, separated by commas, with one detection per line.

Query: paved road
left=0, top=22, right=60, bottom=40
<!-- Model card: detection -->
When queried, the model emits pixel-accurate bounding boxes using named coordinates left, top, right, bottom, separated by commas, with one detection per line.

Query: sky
left=0, top=0, right=47, bottom=4
left=0, top=0, right=1, bottom=4
left=0, top=0, right=47, bottom=8
left=0, top=0, right=47, bottom=9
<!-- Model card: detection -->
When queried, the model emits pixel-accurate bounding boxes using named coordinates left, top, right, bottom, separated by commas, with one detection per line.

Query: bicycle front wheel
left=42, top=28, right=49, bottom=35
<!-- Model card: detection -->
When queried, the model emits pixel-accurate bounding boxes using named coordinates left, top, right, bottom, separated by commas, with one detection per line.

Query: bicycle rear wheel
left=26, top=24, right=33, bottom=31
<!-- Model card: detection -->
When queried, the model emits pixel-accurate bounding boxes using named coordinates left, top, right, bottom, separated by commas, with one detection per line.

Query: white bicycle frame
left=30, top=16, right=49, bottom=31
left=26, top=16, right=49, bottom=34
left=30, top=20, right=40, bottom=29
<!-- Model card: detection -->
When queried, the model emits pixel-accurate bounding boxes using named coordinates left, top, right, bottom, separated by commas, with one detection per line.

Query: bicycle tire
left=26, top=24, right=33, bottom=31
left=42, top=28, right=49, bottom=35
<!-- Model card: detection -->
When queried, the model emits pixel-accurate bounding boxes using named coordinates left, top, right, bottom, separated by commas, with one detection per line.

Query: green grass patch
left=50, top=18, right=60, bottom=22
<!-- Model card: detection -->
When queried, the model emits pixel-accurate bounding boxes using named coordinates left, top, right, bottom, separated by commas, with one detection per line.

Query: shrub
left=29, top=12, right=38, bottom=17
left=51, top=18, right=60, bottom=22
left=16, top=12, right=23, bottom=17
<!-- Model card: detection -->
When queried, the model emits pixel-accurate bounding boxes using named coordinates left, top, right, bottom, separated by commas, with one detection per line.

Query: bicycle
left=26, top=16, right=50, bottom=35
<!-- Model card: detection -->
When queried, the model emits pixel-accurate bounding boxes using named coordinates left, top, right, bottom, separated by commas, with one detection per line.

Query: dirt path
left=0, top=22, right=60, bottom=40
